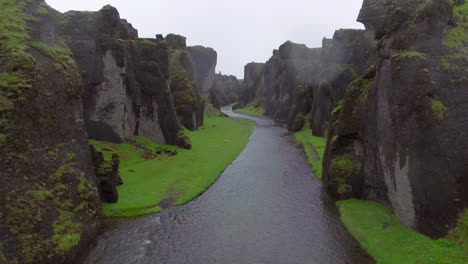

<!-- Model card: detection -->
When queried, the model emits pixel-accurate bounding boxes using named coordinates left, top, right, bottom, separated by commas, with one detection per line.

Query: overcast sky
left=46, top=0, right=364, bottom=78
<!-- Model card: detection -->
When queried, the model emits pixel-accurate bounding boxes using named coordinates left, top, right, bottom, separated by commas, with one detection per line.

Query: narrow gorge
left=0, top=0, right=466, bottom=264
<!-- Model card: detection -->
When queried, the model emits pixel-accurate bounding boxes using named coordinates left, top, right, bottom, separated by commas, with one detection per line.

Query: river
left=84, top=108, right=374, bottom=264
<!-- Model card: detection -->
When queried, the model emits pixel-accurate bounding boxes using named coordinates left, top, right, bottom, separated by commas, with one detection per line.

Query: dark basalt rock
left=244, top=31, right=375, bottom=136
left=166, top=33, right=187, bottom=49
left=90, top=146, right=121, bottom=203
left=234, top=62, right=265, bottom=109
left=323, top=0, right=468, bottom=237
left=63, top=7, right=190, bottom=148
left=0, top=1, right=101, bottom=263
left=210, top=74, right=241, bottom=108
left=188, top=46, right=217, bottom=97
left=167, top=34, right=205, bottom=131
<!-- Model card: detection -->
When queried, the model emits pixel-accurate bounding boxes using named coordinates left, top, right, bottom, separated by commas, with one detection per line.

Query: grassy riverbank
left=233, top=104, right=265, bottom=117
left=293, top=128, right=327, bottom=180
left=92, top=109, right=255, bottom=218
left=338, top=199, right=468, bottom=264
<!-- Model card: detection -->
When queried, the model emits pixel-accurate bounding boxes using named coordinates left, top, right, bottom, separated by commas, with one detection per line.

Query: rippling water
left=84, top=109, right=374, bottom=264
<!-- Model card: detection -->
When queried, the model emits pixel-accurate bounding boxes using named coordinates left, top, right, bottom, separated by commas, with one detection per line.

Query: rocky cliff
left=238, top=0, right=467, bottom=238
left=240, top=30, right=375, bottom=135
left=0, top=1, right=101, bottom=263
left=167, top=34, right=205, bottom=131
left=63, top=7, right=190, bottom=148
left=0, top=1, right=217, bottom=263
left=188, top=45, right=217, bottom=97
left=323, top=0, right=468, bottom=237
left=235, top=62, right=265, bottom=109
left=210, top=74, right=241, bottom=108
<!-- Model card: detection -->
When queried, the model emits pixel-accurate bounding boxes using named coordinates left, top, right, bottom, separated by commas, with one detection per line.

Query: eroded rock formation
left=188, top=45, right=217, bottom=97
left=0, top=1, right=101, bottom=263
left=323, top=0, right=468, bottom=237
left=238, top=0, right=467, bottom=238
left=210, top=74, right=241, bottom=109
left=235, top=62, right=265, bottom=109
left=167, top=34, right=205, bottom=131
left=63, top=6, right=191, bottom=148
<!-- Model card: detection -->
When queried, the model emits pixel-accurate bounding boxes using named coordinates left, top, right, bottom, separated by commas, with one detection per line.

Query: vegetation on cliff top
left=92, top=108, right=254, bottom=218
left=338, top=199, right=468, bottom=264
left=0, top=0, right=34, bottom=119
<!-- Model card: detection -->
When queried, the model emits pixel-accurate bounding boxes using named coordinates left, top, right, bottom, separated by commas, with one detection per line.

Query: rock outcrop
left=90, top=146, right=121, bottom=203
left=167, top=34, right=205, bottom=130
left=210, top=74, right=241, bottom=109
left=235, top=62, right=265, bottom=109
left=63, top=7, right=190, bottom=148
left=188, top=45, right=217, bottom=97
left=237, top=0, right=467, bottom=238
left=323, top=0, right=468, bottom=237
left=240, top=30, right=375, bottom=134
left=0, top=1, right=101, bottom=263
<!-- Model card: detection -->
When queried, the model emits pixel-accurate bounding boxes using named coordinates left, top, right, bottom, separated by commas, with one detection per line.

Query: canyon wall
left=239, top=0, right=467, bottom=237
left=188, top=45, right=217, bottom=97
left=0, top=1, right=215, bottom=263
left=323, top=0, right=468, bottom=237
left=167, top=34, right=205, bottom=131
left=0, top=1, right=101, bottom=263
left=210, top=74, right=241, bottom=108
left=64, top=6, right=190, bottom=148
left=235, top=62, right=265, bottom=109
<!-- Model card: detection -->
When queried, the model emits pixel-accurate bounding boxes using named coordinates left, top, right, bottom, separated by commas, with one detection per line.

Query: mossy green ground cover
left=294, top=128, right=327, bottom=180
left=338, top=199, right=468, bottom=264
left=91, top=114, right=254, bottom=218
left=234, top=105, right=265, bottom=117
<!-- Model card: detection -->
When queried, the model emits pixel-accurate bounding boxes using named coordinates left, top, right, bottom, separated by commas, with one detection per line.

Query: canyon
left=0, top=0, right=466, bottom=263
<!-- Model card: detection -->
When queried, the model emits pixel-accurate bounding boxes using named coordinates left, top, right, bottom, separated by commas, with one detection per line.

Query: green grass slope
left=338, top=199, right=468, bottom=264
left=92, top=110, right=255, bottom=218
left=234, top=105, right=265, bottom=117
left=293, top=128, right=327, bottom=180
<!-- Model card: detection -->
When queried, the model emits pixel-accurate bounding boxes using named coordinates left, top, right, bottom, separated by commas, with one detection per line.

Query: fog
left=46, top=0, right=364, bottom=78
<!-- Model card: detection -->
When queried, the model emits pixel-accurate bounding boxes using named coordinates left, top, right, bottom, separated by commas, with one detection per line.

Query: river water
left=84, top=108, right=374, bottom=264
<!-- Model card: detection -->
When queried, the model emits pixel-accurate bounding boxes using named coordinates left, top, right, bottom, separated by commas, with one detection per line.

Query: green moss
left=392, top=51, right=429, bottom=61
left=431, top=99, right=448, bottom=120
left=332, top=100, right=344, bottom=115
left=0, top=0, right=35, bottom=118
left=330, top=153, right=361, bottom=194
left=338, top=199, right=468, bottom=264
left=126, top=39, right=157, bottom=51
left=31, top=190, right=53, bottom=201
left=444, top=1, right=468, bottom=50
left=97, top=161, right=114, bottom=175
left=52, top=211, right=83, bottom=253
left=91, top=114, right=255, bottom=218
left=32, top=41, right=77, bottom=72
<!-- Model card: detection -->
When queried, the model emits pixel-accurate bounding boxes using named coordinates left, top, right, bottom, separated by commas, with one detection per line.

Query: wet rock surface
left=84, top=109, right=374, bottom=264
left=323, top=0, right=468, bottom=237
